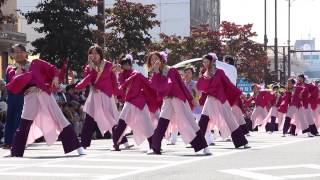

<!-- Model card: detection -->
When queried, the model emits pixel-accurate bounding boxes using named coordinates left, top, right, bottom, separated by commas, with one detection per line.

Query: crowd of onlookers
left=0, top=80, right=8, bottom=144
left=52, top=83, right=87, bottom=137
left=53, top=83, right=112, bottom=139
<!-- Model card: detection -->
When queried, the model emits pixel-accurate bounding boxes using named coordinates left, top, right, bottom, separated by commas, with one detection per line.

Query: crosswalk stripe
left=0, top=172, right=101, bottom=177
left=0, top=164, right=24, bottom=167
left=39, top=164, right=144, bottom=170
left=281, top=173, right=320, bottom=179
left=219, top=169, right=283, bottom=180
left=77, top=158, right=176, bottom=164
left=0, top=132, right=316, bottom=180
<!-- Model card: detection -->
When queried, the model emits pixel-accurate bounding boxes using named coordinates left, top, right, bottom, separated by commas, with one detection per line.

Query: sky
left=17, top=0, right=320, bottom=49
left=220, top=0, right=320, bottom=49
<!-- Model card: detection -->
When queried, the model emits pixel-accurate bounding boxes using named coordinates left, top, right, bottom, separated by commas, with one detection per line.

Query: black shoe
left=1, top=144, right=11, bottom=149
left=147, top=149, right=161, bottom=155
left=123, top=144, right=134, bottom=150
left=111, top=145, right=121, bottom=151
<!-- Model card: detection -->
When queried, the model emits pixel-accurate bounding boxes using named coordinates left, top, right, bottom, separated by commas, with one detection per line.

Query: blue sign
left=237, top=77, right=252, bottom=93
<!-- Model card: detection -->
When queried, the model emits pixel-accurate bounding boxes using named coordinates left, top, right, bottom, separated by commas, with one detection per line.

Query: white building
left=294, top=39, right=320, bottom=78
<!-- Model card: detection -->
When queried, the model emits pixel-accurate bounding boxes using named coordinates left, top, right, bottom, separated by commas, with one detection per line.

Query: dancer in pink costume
left=197, top=53, right=250, bottom=149
left=76, top=45, right=130, bottom=149
left=7, top=53, right=85, bottom=157
left=147, top=51, right=211, bottom=155
left=112, top=54, right=156, bottom=151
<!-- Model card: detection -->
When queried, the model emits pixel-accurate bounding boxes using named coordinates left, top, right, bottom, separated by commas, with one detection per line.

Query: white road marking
left=0, top=132, right=314, bottom=180
left=95, top=138, right=313, bottom=180
left=243, top=164, right=314, bottom=171
left=39, top=164, right=144, bottom=170
left=281, top=173, right=320, bottom=179
left=220, top=164, right=320, bottom=180
left=0, top=164, right=24, bottom=167
left=219, top=169, right=284, bottom=180
left=78, top=158, right=176, bottom=164
left=0, top=172, right=101, bottom=177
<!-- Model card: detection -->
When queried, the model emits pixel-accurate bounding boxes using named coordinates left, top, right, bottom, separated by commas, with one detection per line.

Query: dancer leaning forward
left=112, top=54, right=156, bottom=151
left=197, top=53, right=250, bottom=149
left=6, top=58, right=85, bottom=157
left=147, top=51, right=211, bottom=155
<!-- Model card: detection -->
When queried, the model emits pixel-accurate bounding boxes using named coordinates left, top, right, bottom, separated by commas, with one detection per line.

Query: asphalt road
left=0, top=132, right=319, bottom=180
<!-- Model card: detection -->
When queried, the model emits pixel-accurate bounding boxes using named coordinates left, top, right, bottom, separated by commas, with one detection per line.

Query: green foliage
left=22, top=0, right=96, bottom=71
left=104, top=0, right=160, bottom=60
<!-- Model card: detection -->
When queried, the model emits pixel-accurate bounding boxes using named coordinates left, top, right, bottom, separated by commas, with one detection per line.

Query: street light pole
left=287, top=0, right=291, bottom=78
left=263, top=0, right=270, bottom=84
left=97, top=0, right=105, bottom=47
left=283, top=46, right=286, bottom=84
left=159, top=0, right=162, bottom=34
left=264, top=0, right=268, bottom=51
left=274, top=0, right=279, bottom=81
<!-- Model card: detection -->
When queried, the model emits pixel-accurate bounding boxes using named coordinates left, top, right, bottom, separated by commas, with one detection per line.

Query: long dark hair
left=146, top=51, right=163, bottom=71
left=298, top=74, right=305, bottom=82
left=202, top=54, right=215, bottom=72
left=88, top=44, right=104, bottom=61
left=119, top=54, right=133, bottom=66
left=288, top=78, right=296, bottom=85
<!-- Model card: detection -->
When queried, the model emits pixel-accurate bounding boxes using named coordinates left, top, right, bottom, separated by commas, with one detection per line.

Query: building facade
left=294, top=39, right=320, bottom=79
left=0, top=0, right=27, bottom=78
left=190, top=0, right=220, bottom=31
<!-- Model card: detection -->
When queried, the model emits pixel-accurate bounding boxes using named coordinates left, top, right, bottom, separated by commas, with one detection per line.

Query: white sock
left=205, top=131, right=214, bottom=144
left=202, top=147, right=212, bottom=155
left=77, top=147, right=86, bottom=155
left=124, top=142, right=130, bottom=147
left=170, top=131, right=178, bottom=144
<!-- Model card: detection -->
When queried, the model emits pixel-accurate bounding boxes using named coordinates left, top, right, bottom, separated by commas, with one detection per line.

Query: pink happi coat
left=251, top=90, right=273, bottom=128
left=150, top=67, right=199, bottom=144
left=117, top=70, right=156, bottom=145
left=315, top=96, right=320, bottom=128
left=232, top=97, right=247, bottom=126
left=301, top=83, right=319, bottom=127
left=276, top=92, right=291, bottom=129
left=263, top=92, right=282, bottom=125
left=286, top=85, right=309, bottom=132
left=76, top=60, right=121, bottom=134
left=6, top=59, right=70, bottom=145
left=197, top=69, right=242, bottom=139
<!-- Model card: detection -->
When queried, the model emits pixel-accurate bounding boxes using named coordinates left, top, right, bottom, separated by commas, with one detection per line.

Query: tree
left=147, top=25, right=221, bottom=66
left=104, top=0, right=160, bottom=60
left=219, top=21, right=269, bottom=83
left=148, top=21, right=269, bottom=82
left=22, top=0, right=96, bottom=73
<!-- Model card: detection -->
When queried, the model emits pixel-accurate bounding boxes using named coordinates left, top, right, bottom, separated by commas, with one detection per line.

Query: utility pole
left=159, top=0, right=162, bottom=34
left=283, top=46, right=286, bottom=84
left=263, top=0, right=270, bottom=84
left=274, top=0, right=279, bottom=81
left=264, top=0, right=268, bottom=51
left=288, top=0, right=291, bottom=78
left=97, top=0, right=105, bottom=47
